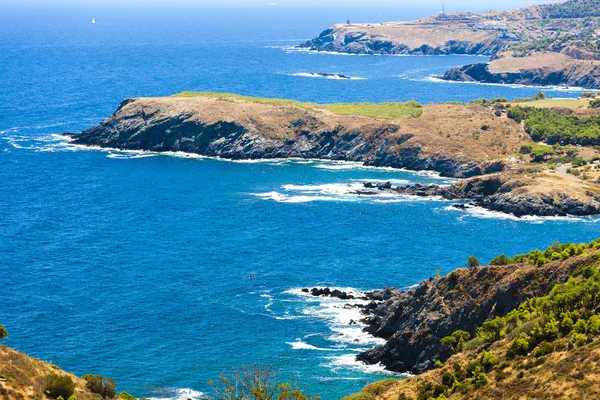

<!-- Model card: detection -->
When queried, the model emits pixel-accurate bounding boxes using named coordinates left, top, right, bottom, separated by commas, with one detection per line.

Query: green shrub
left=532, top=341, right=554, bottom=358
left=479, top=351, right=498, bottom=371
left=571, top=333, right=589, bottom=347
left=118, top=393, right=136, bottom=400
left=45, top=374, right=75, bottom=399
left=0, top=325, right=6, bottom=339
left=467, top=256, right=479, bottom=268
left=473, top=371, right=489, bottom=388
left=82, top=374, right=116, bottom=399
left=510, top=333, right=531, bottom=356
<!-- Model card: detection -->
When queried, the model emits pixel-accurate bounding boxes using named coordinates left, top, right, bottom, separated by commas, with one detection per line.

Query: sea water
left=1, top=2, right=599, bottom=400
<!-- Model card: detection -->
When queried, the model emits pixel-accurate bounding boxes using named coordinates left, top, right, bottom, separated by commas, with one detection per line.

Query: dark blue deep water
left=1, top=2, right=599, bottom=399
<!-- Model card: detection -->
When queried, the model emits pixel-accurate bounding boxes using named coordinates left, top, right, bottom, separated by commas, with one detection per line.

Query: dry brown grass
left=0, top=345, right=100, bottom=400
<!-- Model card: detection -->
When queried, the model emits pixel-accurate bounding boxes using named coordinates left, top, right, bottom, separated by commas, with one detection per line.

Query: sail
left=92, top=18, right=96, bottom=24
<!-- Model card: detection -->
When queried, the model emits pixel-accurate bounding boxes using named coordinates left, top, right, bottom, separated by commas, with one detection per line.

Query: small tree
left=0, top=325, right=7, bottom=339
left=467, top=256, right=480, bottom=268
left=45, top=374, right=75, bottom=399
left=82, top=374, right=116, bottom=399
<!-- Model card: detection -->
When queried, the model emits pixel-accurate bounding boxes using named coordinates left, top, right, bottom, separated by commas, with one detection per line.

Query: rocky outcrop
left=361, top=173, right=600, bottom=217
left=442, top=58, right=600, bottom=89
left=356, top=257, right=580, bottom=373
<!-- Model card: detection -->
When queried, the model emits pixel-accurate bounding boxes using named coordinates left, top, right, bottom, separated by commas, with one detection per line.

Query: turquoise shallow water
left=1, top=2, right=600, bottom=400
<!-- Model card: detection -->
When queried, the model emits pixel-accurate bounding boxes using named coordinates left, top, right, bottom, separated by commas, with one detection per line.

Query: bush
left=571, top=333, right=589, bottom=347
left=118, top=393, right=136, bottom=400
left=481, top=124, right=490, bottom=131
left=45, top=374, right=75, bottom=399
left=532, top=341, right=554, bottom=358
left=82, top=375, right=116, bottom=399
left=479, top=351, right=498, bottom=371
left=0, top=325, right=6, bottom=339
left=473, top=371, right=489, bottom=388
left=440, top=330, right=470, bottom=352
left=467, top=256, right=480, bottom=268
left=510, top=333, right=531, bottom=356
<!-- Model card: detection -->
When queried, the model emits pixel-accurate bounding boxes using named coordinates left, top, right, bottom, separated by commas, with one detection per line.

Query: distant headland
left=300, top=0, right=600, bottom=89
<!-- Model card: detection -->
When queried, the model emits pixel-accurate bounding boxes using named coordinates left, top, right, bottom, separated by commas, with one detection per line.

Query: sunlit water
left=1, top=3, right=599, bottom=400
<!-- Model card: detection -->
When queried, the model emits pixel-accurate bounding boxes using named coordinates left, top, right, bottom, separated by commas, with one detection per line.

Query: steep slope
left=0, top=344, right=101, bottom=400
left=355, top=249, right=595, bottom=374
left=356, top=246, right=600, bottom=400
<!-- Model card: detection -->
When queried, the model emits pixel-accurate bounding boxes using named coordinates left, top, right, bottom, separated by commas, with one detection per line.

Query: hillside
left=345, top=241, right=600, bottom=400
left=301, top=0, right=600, bottom=88
left=0, top=344, right=102, bottom=400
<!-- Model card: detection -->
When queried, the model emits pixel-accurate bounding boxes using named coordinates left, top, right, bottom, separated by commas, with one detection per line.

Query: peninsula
left=301, top=0, right=600, bottom=88
left=67, top=92, right=600, bottom=217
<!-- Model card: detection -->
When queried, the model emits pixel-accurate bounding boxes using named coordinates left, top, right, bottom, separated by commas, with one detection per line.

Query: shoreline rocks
left=356, top=178, right=600, bottom=217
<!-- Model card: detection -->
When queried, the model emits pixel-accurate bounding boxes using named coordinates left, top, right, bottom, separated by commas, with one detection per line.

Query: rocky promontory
left=67, top=94, right=523, bottom=179
left=300, top=0, right=600, bottom=89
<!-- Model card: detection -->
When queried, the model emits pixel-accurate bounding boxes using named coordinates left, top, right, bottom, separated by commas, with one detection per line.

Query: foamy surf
left=147, top=388, right=204, bottom=400
left=286, top=339, right=333, bottom=351
left=285, top=287, right=386, bottom=347
left=422, top=75, right=591, bottom=92
left=290, top=72, right=366, bottom=80
left=325, top=354, right=408, bottom=377
left=444, top=204, right=600, bottom=223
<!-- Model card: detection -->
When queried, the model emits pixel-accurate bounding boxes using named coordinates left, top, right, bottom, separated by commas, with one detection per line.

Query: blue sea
left=1, top=1, right=599, bottom=399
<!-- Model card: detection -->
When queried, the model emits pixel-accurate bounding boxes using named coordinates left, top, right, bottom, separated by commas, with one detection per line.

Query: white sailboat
left=92, top=17, right=96, bottom=25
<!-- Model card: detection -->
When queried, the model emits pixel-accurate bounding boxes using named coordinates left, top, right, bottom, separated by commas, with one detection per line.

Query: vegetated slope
left=360, top=244, right=600, bottom=400
left=355, top=240, right=600, bottom=376
left=69, top=94, right=524, bottom=178
left=0, top=344, right=100, bottom=400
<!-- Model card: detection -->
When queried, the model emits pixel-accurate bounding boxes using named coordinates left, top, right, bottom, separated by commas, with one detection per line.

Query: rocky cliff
left=68, top=95, right=523, bottom=179
left=355, top=253, right=592, bottom=374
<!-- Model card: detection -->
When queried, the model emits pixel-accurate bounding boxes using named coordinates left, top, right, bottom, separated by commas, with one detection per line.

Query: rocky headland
left=67, top=94, right=521, bottom=179
left=300, top=0, right=600, bottom=88
left=306, top=245, right=600, bottom=377
left=66, top=92, right=600, bottom=218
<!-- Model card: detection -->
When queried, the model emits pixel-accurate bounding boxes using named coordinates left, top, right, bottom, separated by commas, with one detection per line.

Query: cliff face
left=299, top=26, right=506, bottom=56
left=69, top=96, right=523, bottom=178
left=356, top=254, right=589, bottom=374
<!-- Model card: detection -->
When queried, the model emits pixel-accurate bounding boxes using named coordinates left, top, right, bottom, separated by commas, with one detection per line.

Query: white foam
left=285, top=287, right=386, bottom=347
left=325, top=354, right=409, bottom=377
left=148, top=388, right=204, bottom=400
left=423, top=75, right=591, bottom=92
left=253, top=191, right=344, bottom=203
left=444, top=204, right=600, bottom=223
left=286, top=340, right=333, bottom=351
left=290, top=72, right=366, bottom=80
